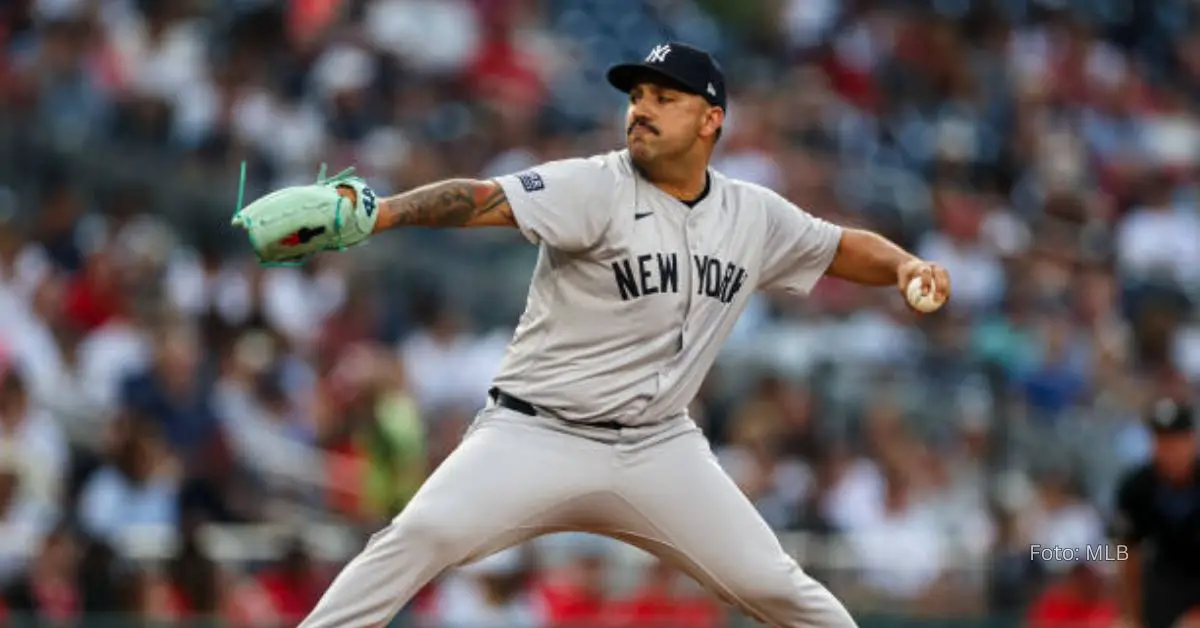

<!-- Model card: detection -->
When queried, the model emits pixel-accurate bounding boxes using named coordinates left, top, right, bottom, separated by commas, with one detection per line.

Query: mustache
left=628, top=120, right=659, bottom=135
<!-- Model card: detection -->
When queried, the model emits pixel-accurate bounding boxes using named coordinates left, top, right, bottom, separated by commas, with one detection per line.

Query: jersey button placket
left=682, top=219, right=697, bottom=338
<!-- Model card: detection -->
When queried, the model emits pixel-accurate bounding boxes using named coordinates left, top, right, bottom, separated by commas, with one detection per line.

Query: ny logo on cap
left=707, top=82, right=716, bottom=96
left=646, top=44, right=671, bottom=64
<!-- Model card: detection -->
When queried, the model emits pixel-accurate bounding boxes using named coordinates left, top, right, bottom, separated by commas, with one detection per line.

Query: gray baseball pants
left=298, top=403, right=857, bottom=627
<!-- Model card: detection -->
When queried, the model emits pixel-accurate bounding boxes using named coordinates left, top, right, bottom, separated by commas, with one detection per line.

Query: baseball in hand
left=906, top=277, right=944, bottom=313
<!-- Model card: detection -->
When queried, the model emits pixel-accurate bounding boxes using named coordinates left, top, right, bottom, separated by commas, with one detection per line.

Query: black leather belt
left=489, top=387, right=624, bottom=430
left=489, top=387, right=537, bottom=416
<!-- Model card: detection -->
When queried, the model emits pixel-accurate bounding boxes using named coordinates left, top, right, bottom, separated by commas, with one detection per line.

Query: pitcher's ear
left=706, top=107, right=725, bottom=141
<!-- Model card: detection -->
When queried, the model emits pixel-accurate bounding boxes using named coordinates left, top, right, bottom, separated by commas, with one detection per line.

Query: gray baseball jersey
left=490, top=149, right=842, bottom=425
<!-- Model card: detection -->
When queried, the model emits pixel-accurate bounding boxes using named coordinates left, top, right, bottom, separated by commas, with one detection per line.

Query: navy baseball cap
left=607, top=42, right=727, bottom=110
left=1148, top=398, right=1195, bottom=434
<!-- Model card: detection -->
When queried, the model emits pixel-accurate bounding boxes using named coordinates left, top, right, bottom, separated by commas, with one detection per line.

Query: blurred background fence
left=2, top=0, right=1200, bottom=625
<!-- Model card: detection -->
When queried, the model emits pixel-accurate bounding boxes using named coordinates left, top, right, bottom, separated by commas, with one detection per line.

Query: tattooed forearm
left=372, top=179, right=515, bottom=232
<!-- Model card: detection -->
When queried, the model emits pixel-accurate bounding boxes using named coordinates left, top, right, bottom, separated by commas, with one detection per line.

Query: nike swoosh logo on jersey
left=634, top=212, right=653, bottom=220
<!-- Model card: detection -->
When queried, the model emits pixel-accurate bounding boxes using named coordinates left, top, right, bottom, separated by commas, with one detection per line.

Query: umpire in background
left=1114, top=398, right=1200, bottom=628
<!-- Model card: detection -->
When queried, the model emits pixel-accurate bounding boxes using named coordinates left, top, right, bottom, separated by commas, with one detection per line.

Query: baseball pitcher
left=232, top=42, right=951, bottom=627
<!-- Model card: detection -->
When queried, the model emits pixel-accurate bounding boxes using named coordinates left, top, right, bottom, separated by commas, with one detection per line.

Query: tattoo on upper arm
left=374, top=179, right=514, bottom=230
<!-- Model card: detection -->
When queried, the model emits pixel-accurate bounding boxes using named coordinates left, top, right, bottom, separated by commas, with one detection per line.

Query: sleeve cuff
left=792, top=222, right=844, bottom=295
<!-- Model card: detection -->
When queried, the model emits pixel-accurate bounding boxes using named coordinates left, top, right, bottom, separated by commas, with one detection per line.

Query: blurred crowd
left=2, top=0, right=1200, bottom=625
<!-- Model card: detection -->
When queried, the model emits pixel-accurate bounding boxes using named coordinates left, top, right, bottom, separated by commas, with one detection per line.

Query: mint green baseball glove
left=230, top=162, right=380, bottom=266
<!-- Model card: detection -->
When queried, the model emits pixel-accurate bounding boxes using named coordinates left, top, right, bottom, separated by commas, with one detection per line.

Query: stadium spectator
left=1026, top=563, right=1118, bottom=628
left=250, top=538, right=331, bottom=625
left=432, top=546, right=544, bottom=628
left=531, top=540, right=611, bottom=627
left=605, top=560, right=723, bottom=628
left=0, top=524, right=80, bottom=625
left=77, top=413, right=180, bottom=547
left=0, top=369, right=67, bottom=536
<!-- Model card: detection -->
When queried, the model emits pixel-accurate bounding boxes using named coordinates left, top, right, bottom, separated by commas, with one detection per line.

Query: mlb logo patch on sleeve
left=518, top=171, right=545, bottom=193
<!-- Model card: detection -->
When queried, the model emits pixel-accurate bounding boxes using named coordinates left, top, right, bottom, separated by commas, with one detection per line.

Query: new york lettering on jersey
left=610, top=252, right=680, bottom=300
left=692, top=254, right=748, bottom=304
left=609, top=253, right=746, bottom=304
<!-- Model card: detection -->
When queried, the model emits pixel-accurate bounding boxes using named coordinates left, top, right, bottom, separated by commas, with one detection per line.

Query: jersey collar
left=625, top=151, right=717, bottom=212
left=680, top=173, right=711, bottom=208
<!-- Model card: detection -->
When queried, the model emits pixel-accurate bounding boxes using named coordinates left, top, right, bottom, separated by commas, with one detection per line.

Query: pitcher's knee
left=381, top=510, right=470, bottom=563
left=733, top=563, right=806, bottom=608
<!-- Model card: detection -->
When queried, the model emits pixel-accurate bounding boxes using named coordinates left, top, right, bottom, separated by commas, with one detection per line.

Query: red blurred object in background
left=289, top=0, right=347, bottom=44
left=605, top=561, right=722, bottom=628
left=63, top=251, right=125, bottom=332
left=463, top=0, right=545, bottom=109
left=1026, top=565, right=1118, bottom=628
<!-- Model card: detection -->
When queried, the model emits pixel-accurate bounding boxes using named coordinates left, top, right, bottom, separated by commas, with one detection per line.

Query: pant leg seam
left=604, top=490, right=783, bottom=627
left=327, top=492, right=611, bottom=627
left=445, top=490, right=616, bottom=568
